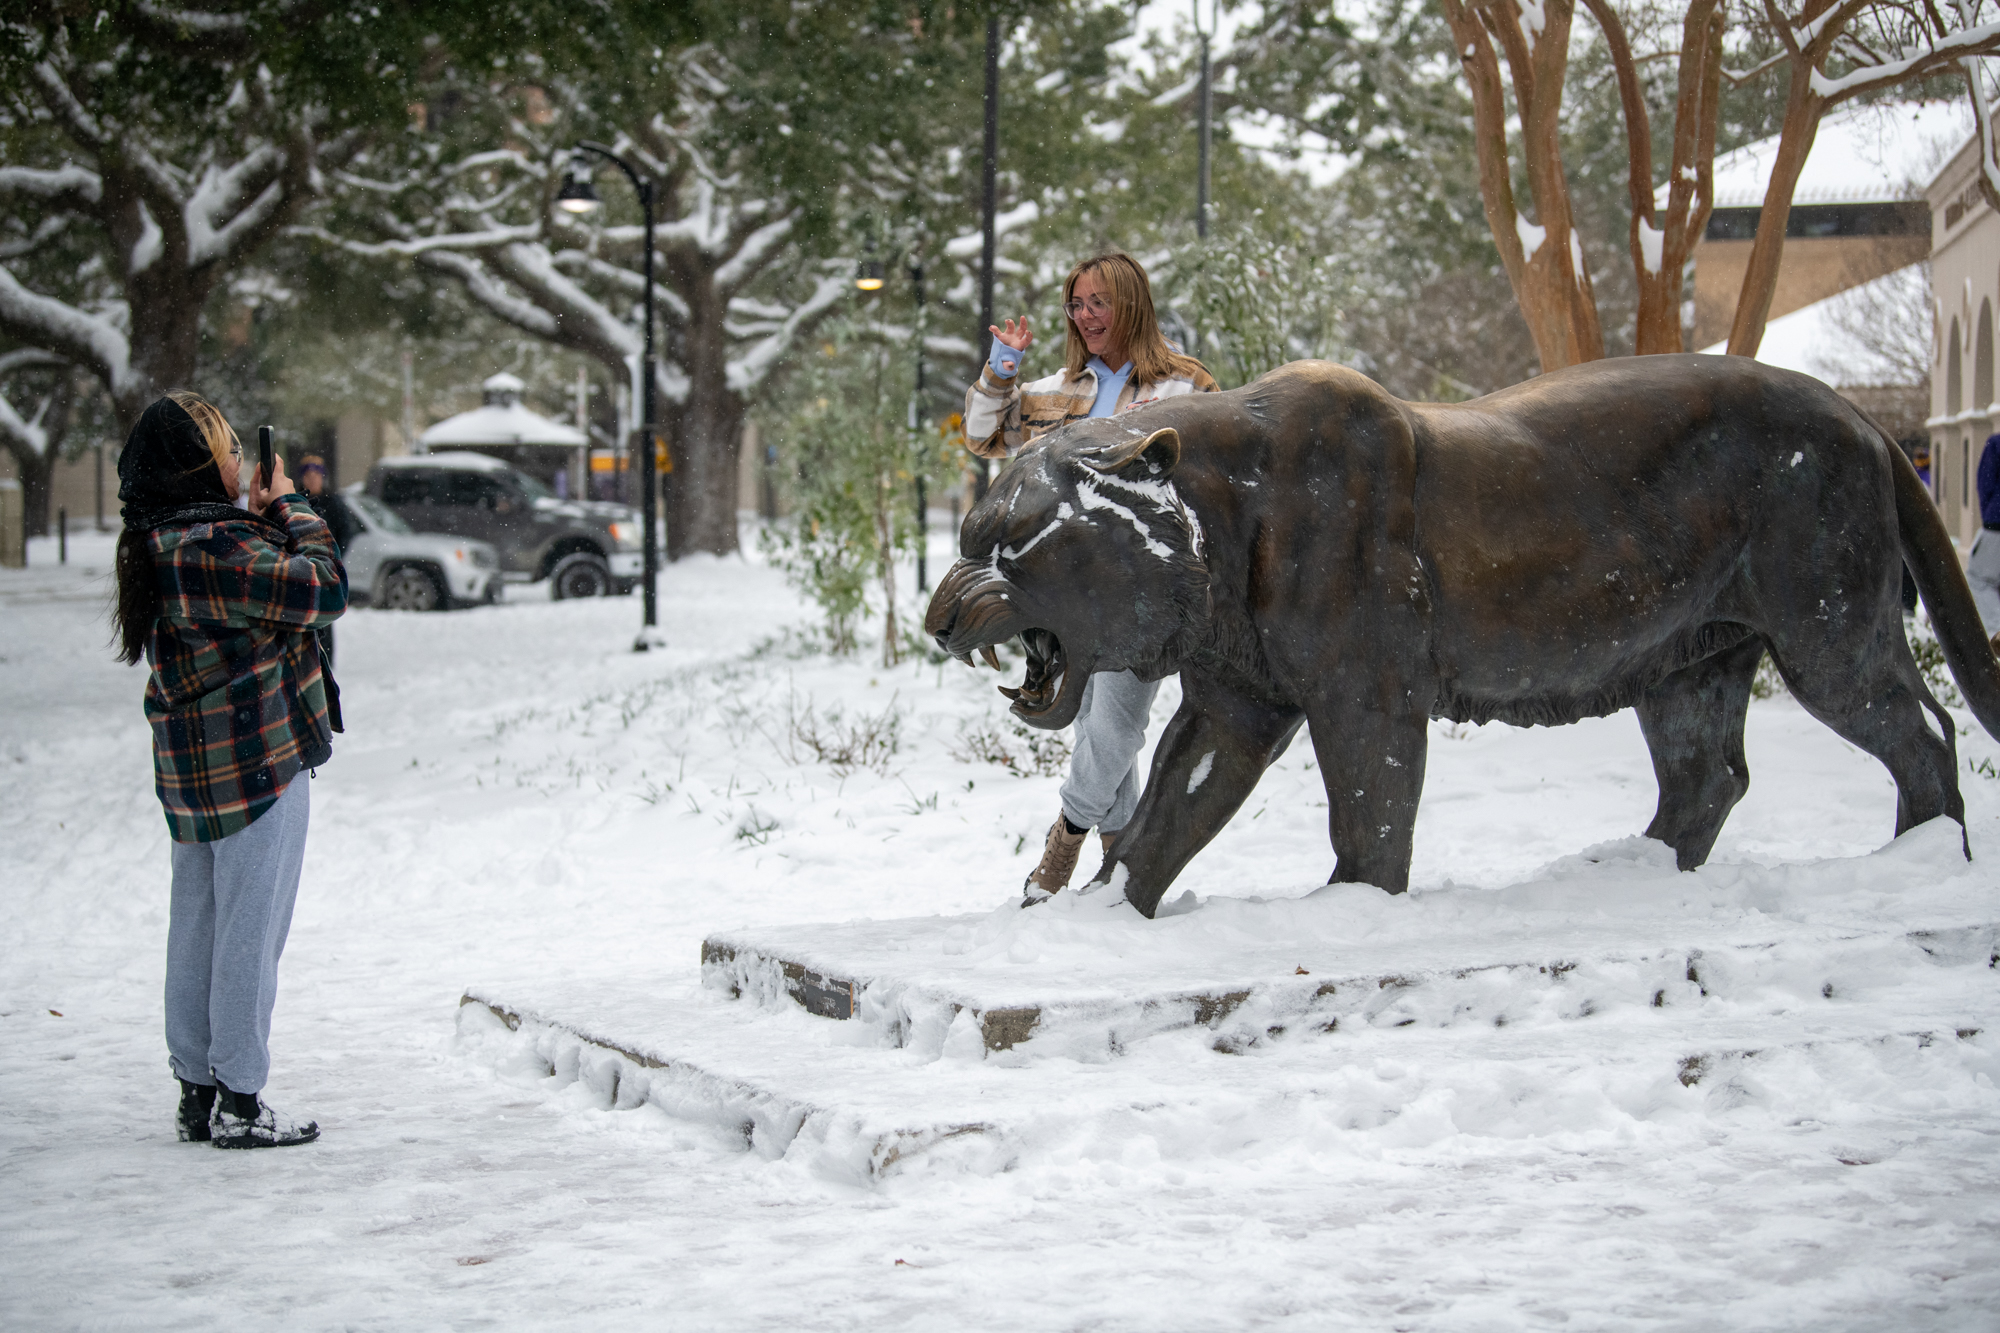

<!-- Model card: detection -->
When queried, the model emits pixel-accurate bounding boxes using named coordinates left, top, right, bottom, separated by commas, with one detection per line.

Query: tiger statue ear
left=1084, top=427, right=1180, bottom=478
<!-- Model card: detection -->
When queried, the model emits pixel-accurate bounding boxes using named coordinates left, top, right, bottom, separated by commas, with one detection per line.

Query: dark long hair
left=113, top=527, right=159, bottom=665
left=112, top=391, right=238, bottom=664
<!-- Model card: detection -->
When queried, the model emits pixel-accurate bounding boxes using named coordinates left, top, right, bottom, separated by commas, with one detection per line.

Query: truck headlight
left=608, top=521, right=641, bottom=551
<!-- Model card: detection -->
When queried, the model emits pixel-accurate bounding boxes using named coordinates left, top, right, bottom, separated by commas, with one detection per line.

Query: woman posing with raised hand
left=963, top=251, right=1218, bottom=899
left=113, top=392, right=346, bottom=1148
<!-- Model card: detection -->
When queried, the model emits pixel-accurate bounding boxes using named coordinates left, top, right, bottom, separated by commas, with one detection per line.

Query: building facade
left=1926, top=134, right=2000, bottom=549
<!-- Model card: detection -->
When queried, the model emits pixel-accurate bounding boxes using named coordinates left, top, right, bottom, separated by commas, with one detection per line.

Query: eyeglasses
left=227, top=445, right=243, bottom=459
left=1063, top=295, right=1114, bottom=321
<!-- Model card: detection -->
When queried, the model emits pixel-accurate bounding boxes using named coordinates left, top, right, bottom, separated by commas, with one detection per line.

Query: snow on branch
left=1808, top=17, right=2000, bottom=99
left=185, top=144, right=286, bottom=264
left=0, top=351, right=72, bottom=460
left=134, top=3, right=250, bottom=35
left=0, top=216, right=77, bottom=263
left=0, top=267, right=132, bottom=394
left=292, top=222, right=545, bottom=258
left=726, top=272, right=850, bottom=395
left=714, top=214, right=796, bottom=292
left=488, top=242, right=645, bottom=359
left=412, top=249, right=564, bottom=341
left=549, top=250, right=695, bottom=323
left=0, top=166, right=103, bottom=207
left=28, top=60, right=108, bottom=150
left=0, top=385, right=55, bottom=460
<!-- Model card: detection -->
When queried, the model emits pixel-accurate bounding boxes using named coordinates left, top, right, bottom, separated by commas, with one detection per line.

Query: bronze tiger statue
left=925, top=355, right=2000, bottom=916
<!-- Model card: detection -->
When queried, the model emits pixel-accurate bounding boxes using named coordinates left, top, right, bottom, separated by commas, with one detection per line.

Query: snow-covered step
left=702, top=903, right=1999, bottom=1060
left=457, top=828, right=2000, bottom=1177
left=457, top=986, right=1014, bottom=1182
left=456, top=967, right=1997, bottom=1180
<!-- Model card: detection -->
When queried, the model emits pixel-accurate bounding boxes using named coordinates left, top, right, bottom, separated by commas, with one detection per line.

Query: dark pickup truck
left=365, top=452, right=643, bottom=599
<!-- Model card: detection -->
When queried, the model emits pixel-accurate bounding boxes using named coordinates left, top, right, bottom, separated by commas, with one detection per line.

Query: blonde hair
left=165, top=389, right=240, bottom=473
left=1061, top=252, right=1206, bottom=388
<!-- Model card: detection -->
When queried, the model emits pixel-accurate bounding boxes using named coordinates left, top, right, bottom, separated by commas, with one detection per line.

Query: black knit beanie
left=117, top=396, right=236, bottom=531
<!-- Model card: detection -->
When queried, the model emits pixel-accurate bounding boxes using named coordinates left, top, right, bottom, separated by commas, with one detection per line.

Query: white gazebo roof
left=417, top=373, right=588, bottom=449
left=1660, top=100, right=1972, bottom=211
left=1698, top=262, right=1926, bottom=388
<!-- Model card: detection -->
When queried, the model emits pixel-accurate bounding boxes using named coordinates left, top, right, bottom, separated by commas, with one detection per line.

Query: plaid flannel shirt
left=143, top=496, right=348, bottom=843
left=962, top=360, right=1218, bottom=460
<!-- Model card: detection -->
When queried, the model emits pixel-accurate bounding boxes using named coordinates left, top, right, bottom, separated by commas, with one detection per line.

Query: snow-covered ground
left=4, top=524, right=1999, bottom=1330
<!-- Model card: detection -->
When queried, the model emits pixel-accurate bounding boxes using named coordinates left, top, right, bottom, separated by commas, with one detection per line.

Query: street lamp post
left=1194, top=0, right=1214, bottom=240
left=559, top=141, right=659, bottom=649
left=910, top=258, right=928, bottom=593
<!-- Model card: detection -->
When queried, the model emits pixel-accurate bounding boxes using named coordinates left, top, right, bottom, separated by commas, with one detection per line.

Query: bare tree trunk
left=1726, top=65, right=1825, bottom=357
left=20, top=375, right=74, bottom=536
left=1441, top=0, right=1604, bottom=374
left=662, top=370, right=744, bottom=559
left=1594, top=0, right=1722, bottom=355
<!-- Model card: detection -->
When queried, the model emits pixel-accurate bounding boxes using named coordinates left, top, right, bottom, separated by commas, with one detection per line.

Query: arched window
left=1978, top=301, right=1994, bottom=409
left=1949, top=317, right=1964, bottom=415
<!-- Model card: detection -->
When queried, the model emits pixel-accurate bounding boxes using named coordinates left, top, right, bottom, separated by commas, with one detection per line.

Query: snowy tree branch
left=0, top=166, right=104, bottom=211
left=0, top=266, right=130, bottom=393
left=726, top=272, right=850, bottom=395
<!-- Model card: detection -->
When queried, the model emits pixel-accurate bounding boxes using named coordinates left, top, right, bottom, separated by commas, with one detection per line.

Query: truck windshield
left=511, top=470, right=556, bottom=502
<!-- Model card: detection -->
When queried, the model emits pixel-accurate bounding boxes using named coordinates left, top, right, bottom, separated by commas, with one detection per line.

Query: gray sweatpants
left=165, top=774, right=310, bottom=1094
left=1059, top=669, right=1162, bottom=832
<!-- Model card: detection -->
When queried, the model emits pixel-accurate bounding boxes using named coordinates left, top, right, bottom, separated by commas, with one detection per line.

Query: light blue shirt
left=1085, top=356, right=1133, bottom=418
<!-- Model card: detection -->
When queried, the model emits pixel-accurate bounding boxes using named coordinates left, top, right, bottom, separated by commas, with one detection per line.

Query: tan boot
left=1100, top=829, right=1121, bottom=857
left=1024, top=816, right=1088, bottom=901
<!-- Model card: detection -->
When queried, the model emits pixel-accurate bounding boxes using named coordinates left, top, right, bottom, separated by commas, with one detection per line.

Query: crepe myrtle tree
left=303, top=88, right=849, bottom=559
left=1230, top=0, right=2000, bottom=371
left=1439, top=0, right=2000, bottom=366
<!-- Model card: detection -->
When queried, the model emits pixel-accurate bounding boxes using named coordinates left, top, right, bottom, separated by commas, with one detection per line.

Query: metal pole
left=93, top=444, right=104, bottom=530
left=911, top=260, right=928, bottom=593
left=978, top=15, right=1000, bottom=362
left=58, top=507, right=66, bottom=564
left=1196, top=3, right=1212, bottom=239
left=976, top=12, right=1001, bottom=504
left=640, top=177, right=659, bottom=636
left=577, top=140, right=661, bottom=647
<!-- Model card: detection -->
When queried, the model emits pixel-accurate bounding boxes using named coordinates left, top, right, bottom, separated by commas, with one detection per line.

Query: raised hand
left=989, top=317, right=1034, bottom=353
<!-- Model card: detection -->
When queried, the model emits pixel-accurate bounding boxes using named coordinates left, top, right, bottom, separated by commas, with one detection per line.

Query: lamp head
left=555, top=167, right=601, bottom=215
left=855, top=258, right=886, bottom=291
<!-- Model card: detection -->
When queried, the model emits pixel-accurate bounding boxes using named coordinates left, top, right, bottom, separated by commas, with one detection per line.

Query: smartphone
left=258, top=425, right=273, bottom=492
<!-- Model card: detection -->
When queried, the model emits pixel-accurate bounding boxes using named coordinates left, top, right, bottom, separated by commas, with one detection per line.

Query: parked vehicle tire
left=550, top=551, right=613, bottom=600
left=379, top=564, right=444, bottom=612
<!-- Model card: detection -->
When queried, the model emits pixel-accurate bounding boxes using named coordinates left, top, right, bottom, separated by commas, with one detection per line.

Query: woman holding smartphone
left=113, top=392, right=346, bottom=1148
left=963, top=252, right=1217, bottom=899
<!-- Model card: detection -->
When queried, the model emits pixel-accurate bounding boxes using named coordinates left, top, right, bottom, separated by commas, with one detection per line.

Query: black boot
left=210, top=1080, right=319, bottom=1149
left=176, top=1079, right=217, bottom=1142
